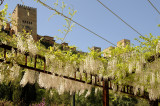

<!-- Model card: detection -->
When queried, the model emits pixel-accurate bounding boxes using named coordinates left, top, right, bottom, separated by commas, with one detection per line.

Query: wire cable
left=97, top=0, right=145, bottom=38
left=147, top=0, right=160, bottom=15
left=37, top=0, right=117, bottom=46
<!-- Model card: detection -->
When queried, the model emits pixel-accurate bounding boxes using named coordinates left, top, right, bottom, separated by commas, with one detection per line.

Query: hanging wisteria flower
left=148, top=87, right=160, bottom=101
left=0, top=72, right=4, bottom=83
left=85, top=90, right=91, bottom=98
left=38, top=72, right=54, bottom=89
left=20, top=69, right=38, bottom=87
left=17, top=33, right=26, bottom=53
left=27, top=35, right=38, bottom=55
left=10, top=63, right=20, bottom=80
left=84, top=56, right=104, bottom=75
left=156, top=40, right=160, bottom=53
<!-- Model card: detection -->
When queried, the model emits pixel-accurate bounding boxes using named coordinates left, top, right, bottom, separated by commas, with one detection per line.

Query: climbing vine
left=1, top=2, right=160, bottom=102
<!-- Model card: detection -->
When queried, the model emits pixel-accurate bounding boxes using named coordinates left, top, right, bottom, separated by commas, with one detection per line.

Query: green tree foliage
left=0, top=0, right=4, bottom=6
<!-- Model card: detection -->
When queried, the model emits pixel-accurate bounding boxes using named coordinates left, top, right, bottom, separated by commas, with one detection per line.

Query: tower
left=11, top=4, right=37, bottom=40
left=117, top=39, right=130, bottom=47
left=103, top=46, right=115, bottom=57
left=103, top=39, right=130, bottom=57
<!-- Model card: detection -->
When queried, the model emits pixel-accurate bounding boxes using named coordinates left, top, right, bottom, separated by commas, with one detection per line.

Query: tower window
left=27, top=11, right=30, bottom=16
left=22, top=20, right=32, bottom=25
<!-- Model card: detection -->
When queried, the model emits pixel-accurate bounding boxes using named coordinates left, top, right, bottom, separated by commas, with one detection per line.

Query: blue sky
left=1, top=0, right=160, bottom=52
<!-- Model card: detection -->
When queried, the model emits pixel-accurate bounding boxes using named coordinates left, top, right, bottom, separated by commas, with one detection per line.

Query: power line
left=147, top=0, right=160, bottom=15
left=97, top=0, right=145, bottom=38
left=37, top=0, right=117, bottom=47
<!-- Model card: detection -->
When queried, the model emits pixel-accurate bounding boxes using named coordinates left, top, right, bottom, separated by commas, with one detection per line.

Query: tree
left=0, top=0, right=4, bottom=6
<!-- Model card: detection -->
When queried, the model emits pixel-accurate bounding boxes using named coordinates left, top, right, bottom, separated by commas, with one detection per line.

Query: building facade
left=11, top=4, right=37, bottom=40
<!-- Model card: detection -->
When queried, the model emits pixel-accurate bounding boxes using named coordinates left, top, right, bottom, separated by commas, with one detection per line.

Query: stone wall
left=11, top=4, right=37, bottom=40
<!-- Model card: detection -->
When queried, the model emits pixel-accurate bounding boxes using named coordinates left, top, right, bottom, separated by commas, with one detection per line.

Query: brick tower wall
left=11, top=4, right=37, bottom=40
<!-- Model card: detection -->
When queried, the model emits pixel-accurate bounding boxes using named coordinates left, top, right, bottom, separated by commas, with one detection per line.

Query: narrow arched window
left=27, top=11, right=30, bottom=16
